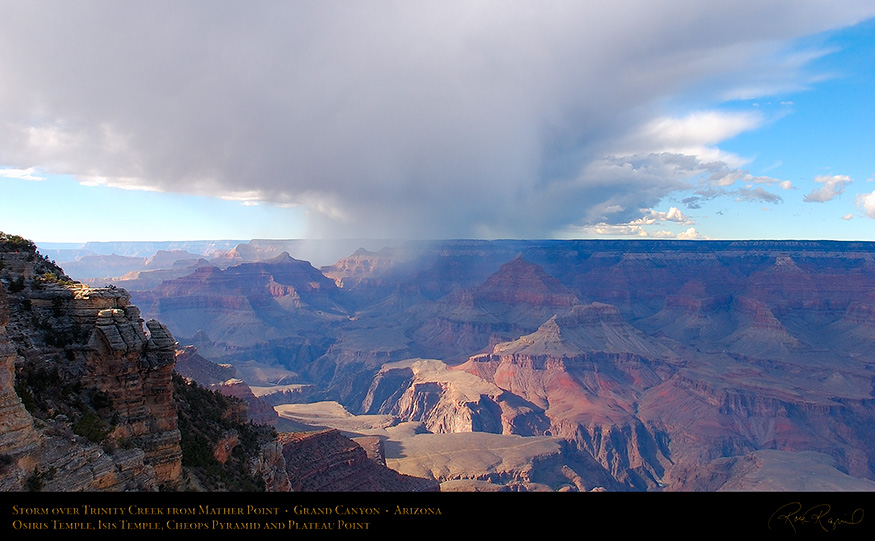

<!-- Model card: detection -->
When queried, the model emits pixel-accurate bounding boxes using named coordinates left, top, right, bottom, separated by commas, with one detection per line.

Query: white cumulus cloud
left=677, top=227, right=707, bottom=240
left=856, top=191, right=875, bottom=218
left=803, top=174, right=853, bottom=202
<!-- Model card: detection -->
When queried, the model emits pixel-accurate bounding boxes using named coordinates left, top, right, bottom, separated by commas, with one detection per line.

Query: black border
left=4, top=490, right=873, bottom=537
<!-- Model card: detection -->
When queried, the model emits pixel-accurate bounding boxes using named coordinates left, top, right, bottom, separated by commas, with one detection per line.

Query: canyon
left=5, top=236, right=875, bottom=492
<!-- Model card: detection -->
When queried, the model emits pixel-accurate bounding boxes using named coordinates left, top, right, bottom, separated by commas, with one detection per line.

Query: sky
left=2, top=1, right=875, bottom=244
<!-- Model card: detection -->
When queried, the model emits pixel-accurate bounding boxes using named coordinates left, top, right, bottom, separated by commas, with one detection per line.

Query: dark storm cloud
left=0, top=1, right=873, bottom=238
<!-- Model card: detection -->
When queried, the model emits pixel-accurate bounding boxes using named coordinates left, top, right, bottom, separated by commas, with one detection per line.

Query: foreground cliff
left=0, top=233, right=181, bottom=490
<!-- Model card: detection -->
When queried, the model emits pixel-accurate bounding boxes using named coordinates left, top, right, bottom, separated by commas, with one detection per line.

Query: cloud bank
left=1, top=1, right=873, bottom=239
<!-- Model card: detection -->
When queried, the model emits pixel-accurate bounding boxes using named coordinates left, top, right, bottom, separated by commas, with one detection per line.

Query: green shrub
left=0, top=232, right=36, bottom=252
left=172, top=373, right=274, bottom=491
left=72, top=410, right=110, bottom=443
left=0, top=454, right=12, bottom=475
left=26, top=470, right=44, bottom=492
left=25, top=467, right=55, bottom=492
left=7, top=276, right=25, bottom=293
left=13, top=381, right=37, bottom=413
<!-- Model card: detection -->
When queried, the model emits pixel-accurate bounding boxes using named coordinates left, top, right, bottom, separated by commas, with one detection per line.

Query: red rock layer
left=279, top=429, right=439, bottom=492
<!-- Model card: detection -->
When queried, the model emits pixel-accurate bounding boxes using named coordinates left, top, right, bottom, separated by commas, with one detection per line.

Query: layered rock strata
left=362, top=359, right=550, bottom=436
left=64, top=238, right=875, bottom=491
left=1, top=243, right=181, bottom=490
left=279, top=429, right=439, bottom=492
left=0, top=286, right=40, bottom=490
